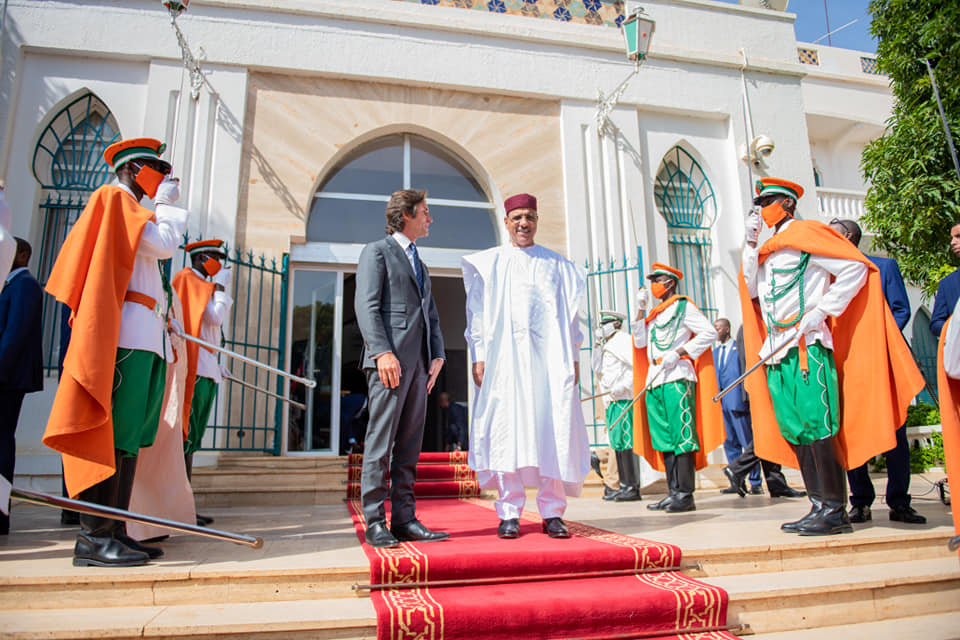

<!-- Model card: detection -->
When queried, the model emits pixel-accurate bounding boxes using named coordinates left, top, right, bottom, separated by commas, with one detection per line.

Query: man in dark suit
left=830, top=219, right=925, bottom=524
left=713, top=318, right=762, bottom=493
left=0, top=238, right=44, bottom=534
left=355, top=189, right=448, bottom=548
left=716, top=320, right=805, bottom=498
left=930, top=221, right=960, bottom=338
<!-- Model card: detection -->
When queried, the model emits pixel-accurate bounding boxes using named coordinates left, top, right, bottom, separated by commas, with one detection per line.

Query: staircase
left=1, top=457, right=957, bottom=639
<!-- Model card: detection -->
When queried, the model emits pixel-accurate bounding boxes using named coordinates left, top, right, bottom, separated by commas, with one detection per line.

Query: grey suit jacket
left=355, top=235, right=444, bottom=370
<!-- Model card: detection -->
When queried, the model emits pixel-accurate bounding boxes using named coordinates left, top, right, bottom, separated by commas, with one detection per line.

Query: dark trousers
left=721, top=407, right=761, bottom=486
left=0, top=389, right=26, bottom=534
left=361, top=359, right=428, bottom=526
left=847, top=425, right=911, bottom=509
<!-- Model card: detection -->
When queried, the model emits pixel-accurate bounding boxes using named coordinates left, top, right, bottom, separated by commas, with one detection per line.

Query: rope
left=650, top=298, right=686, bottom=350
left=764, top=252, right=810, bottom=330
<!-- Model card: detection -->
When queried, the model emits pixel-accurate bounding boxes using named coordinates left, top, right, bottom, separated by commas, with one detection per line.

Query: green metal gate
left=165, top=237, right=290, bottom=454
left=581, top=247, right=644, bottom=447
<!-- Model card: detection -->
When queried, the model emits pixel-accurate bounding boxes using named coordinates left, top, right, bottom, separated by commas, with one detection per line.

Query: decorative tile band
left=860, top=56, right=883, bottom=75
left=392, top=0, right=627, bottom=28
left=797, top=47, right=819, bottom=66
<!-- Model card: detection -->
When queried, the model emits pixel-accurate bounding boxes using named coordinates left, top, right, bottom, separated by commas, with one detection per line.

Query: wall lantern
left=597, top=6, right=656, bottom=136
left=622, top=7, right=656, bottom=62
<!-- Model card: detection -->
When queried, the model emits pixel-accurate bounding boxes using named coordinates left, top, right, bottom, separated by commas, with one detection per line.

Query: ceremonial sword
left=604, top=365, right=667, bottom=433
left=712, top=328, right=800, bottom=403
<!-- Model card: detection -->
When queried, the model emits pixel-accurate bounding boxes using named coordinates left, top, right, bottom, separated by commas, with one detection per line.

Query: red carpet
left=346, top=452, right=480, bottom=499
left=347, top=497, right=740, bottom=640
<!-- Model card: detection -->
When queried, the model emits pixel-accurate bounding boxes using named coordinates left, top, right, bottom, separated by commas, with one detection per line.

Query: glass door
left=287, top=270, right=341, bottom=454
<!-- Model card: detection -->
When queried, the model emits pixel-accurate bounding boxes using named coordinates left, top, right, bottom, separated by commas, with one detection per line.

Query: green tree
left=861, top=0, right=960, bottom=297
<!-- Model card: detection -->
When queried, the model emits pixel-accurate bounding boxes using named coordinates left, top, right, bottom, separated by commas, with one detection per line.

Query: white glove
left=796, top=307, right=826, bottom=337
left=211, top=264, right=232, bottom=288
left=155, top=177, right=181, bottom=205
left=633, top=287, right=649, bottom=321
left=168, top=317, right=185, bottom=337
left=219, top=363, right=232, bottom=380
left=660, top=350, right=680, bottom=370
left=744, top=207, right=761, bottom=245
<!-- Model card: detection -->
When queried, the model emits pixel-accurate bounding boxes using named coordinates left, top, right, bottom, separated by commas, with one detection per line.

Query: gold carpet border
left=635, top=571, right=726, bottom=630
left=345, top=480, right=480, bottom=500
left=347, top=500, right=431, bottom=585
left=381, top=586, right=445, bottom=640
left=566, top=521, right=679, bottom=571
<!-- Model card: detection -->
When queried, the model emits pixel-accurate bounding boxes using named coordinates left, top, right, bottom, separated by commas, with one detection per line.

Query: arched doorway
left=286, top=133, right=497, bottom=455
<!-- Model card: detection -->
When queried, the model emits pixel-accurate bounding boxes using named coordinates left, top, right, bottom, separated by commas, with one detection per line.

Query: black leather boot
left=73, top=460, right=148, bottom=568
left=648, top=452, right=676, bottom=510
left=112, top=454, right=164, bottom=559
left=798, top=437, right=853, bottom=536
left=781, top=444, right=822, bottom=532
left=186, top=452, right=214, bottom=526
left=613, top=449, right=642, bottom=502
left=666, top=452, right=696, bottom=512
left=764, top=463, right=807, bottom=498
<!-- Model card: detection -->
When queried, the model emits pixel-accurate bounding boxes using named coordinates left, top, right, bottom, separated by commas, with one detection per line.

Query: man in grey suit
left=355, top=189, right=448, bottom=548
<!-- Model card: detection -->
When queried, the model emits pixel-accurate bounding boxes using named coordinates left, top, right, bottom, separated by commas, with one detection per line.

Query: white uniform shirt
left=591, top=330, right=634, bottom=405
left=632, top=298, right=716, bottom=387
left=115, top=184, right=188, bottom=361
left=741, top=218, right=867, bottom=365
left=193, top=268, right=233, bottom=382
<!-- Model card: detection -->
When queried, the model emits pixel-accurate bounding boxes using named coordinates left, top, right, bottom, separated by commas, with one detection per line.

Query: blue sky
left=715, top=0, right=878, bottom=53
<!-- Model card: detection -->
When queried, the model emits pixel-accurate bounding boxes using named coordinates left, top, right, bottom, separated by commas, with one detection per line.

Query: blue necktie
left=410, top=243, right=424, bottom=294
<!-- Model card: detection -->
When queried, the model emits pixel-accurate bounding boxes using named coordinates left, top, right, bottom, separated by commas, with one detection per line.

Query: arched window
left=308, top=134, right=497, bottom=249
left=653, top=146, right=718, bottom=318
left=32, top=91, right=121, bottom=375
left=33, top=92, right=121, bottom=192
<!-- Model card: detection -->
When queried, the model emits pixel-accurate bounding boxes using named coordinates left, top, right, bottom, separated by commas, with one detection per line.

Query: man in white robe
left=462, top=193, right=589, bottom=539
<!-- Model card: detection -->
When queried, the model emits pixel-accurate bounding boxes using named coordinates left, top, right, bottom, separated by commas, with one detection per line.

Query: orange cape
left=42, top=186, right=153, bottom=498
left=936, top=322, right=960, bottom=558
left=737, top=220, right=925, bottom=470
left=171, top=268, right=216, bottom=440
left=631, top=295, right=725, bottom=471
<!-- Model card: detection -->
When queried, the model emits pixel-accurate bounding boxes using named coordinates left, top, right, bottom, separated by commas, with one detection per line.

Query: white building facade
left=1, top=0, right=919, bottom=482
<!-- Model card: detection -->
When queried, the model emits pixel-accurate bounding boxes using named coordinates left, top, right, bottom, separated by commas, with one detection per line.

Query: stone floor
left=0, top=472, right=954, bottom=581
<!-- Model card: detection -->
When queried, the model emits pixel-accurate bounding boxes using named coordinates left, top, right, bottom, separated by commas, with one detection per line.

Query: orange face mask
left=650, top=281, right=670, bottom=299
left=133, top=164, right=166, bottom=199
left=203, top=257, right=222, bottom=276
left=761, top=200, right=791, bottom=228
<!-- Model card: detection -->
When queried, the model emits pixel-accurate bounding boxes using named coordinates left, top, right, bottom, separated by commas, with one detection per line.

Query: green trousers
left=646, top=379, right=699, bottom=455
left=112, top=348, right=166, bottom=456
left=606, top=399, right=634, bottom=451
left=765, top=342, right=840, bottom=445
left=185, top=376, right=217, bottom=455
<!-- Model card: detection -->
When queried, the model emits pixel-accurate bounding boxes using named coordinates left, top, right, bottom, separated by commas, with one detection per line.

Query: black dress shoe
left=749, top=485, right=764, bottom=495
left=60, top=510, right=80, bottom=526
left=73, top=533, right=149, bottom=567
left=613, top=486, right=642, bottom=502
left=889, top=505, right=927, bottom=524
left=497, top=518, right=520, bottom=539
left=365, top=521, right=400, bottom=548
left=647, top=495, right=673, bottom=511
left=849, top=504, right=872, bottom=523
left=720, top=486, right=742, bottom=495
left=542, top=517, right=570, bottom=538
left=116, top=533, right=164, bottom=559
left=769, top=486, right=807, bottom=498
left=390, top=519, right=450, bottom=542
left=196, top=514, right=214, bottom=526
left=723, top=467, right=747, bottom=498
left=602, top=485, right=620, bottom=501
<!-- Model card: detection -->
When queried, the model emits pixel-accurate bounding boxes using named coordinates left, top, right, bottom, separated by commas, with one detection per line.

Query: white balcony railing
left=816, top=187, right=866, bottom=221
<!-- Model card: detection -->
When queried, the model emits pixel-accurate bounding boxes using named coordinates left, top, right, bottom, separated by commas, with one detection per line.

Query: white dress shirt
left=192, top=268, right=233, bottom=382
